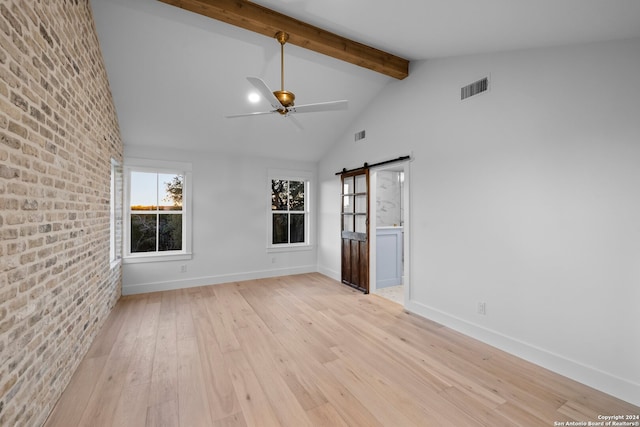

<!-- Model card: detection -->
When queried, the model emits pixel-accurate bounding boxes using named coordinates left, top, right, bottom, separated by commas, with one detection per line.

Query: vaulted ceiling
left=92, top=0, right=640, bottom=162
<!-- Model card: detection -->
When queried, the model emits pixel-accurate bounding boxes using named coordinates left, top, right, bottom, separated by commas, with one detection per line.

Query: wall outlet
left=477, top=302, right=487, bottom=315
left=271, top=257, right=276, bottom=264
left=180, top=264, right=187, bottom=273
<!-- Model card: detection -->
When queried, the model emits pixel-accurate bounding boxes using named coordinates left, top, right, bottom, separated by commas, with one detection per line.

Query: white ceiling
left=91, top=0, right=640, bottom=162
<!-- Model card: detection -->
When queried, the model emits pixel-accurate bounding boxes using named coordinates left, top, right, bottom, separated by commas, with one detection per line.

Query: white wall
left=318, top=37, right=640, bottom=406
left=122, top=146, right=318, bottom=294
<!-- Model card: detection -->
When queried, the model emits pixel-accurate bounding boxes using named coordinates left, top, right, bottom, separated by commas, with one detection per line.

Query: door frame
left=368, top=160, right=411, bottom=305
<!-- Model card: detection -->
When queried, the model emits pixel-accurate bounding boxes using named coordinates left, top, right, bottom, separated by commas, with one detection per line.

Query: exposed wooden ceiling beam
left=157, top=0, right=410, bottom=80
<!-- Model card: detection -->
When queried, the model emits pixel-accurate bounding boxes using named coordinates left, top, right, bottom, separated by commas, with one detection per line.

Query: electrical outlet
left=271, top=257, right=276, bottom=264
left=180, top=264, right=187, bottom=273
left=477, top=302, right=487, bottom=315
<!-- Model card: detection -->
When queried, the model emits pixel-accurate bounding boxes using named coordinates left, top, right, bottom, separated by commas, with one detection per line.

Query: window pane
left=159, top=214, right=182, bottom=251
left=272, top=213, right=288, bottom=244
left=355, top=195, right=367, bottom=213
left=110, top=163, right=116, bottom=261
left=343, top=214, right=353, bottom=232
left=355, top=174, right=367, bottom=193
left=343, top=195, right=353, bottom=213
left=289, top=181, right=305, bottom=211
left=290, top=214, right=305, bottom=243
left=110, top=161, right=123, bottom=263
left=130, top=214, right=157, bottom=252
left=159, top=173, right=183, bottom=211
left=355, top=215, right=367, bottom=233
left=343, top=177, right=353, bottom=195
left=130, top=171, right=157, bottom=210
left=272, top=180, right=288, bottom=211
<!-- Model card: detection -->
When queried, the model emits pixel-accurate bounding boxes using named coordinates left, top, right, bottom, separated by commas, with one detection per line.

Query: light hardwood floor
left=45, top=273, right=639, bottom=426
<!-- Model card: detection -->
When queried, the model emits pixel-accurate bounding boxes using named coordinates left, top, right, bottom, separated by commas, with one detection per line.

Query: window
left=268, top=171, right=311, bottom=249
left=124, top=159, right=192, bottom=262
left=110, top=159, right=123, bottom=267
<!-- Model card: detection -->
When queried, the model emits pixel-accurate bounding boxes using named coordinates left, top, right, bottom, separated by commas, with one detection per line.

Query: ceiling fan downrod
left=273, top=31, right=295, bottom=110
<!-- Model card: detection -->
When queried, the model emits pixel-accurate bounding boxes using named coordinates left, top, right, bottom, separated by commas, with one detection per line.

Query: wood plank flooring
left=44, top=273, right=639, bottom=426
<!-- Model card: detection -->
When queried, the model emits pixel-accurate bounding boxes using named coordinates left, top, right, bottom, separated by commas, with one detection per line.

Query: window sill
left=123, top=252, right=193, bottom=264
left=266, top=245, right=314, bottom=254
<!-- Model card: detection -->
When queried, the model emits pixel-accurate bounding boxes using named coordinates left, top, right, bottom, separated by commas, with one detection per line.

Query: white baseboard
left=122, top=265, right=317, bottom=295
left=405, top=299, right=640, bottom=408
left=317, top=265, right=340, bottom=282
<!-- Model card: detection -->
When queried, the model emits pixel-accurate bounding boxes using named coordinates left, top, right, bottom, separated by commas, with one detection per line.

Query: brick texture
left=0, top=1, right=123, bottom=426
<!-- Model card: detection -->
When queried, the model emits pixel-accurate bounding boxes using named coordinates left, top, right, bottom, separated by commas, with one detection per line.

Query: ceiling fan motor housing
left=274, top=90, right=295, bottom=108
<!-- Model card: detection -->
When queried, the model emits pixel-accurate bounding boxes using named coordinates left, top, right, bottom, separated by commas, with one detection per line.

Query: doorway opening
left=369, top=161, right=410, bottom=305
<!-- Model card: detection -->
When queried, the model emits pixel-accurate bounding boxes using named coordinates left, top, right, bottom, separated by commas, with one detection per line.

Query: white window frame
left=124, top=158, right=192, bottom=263
left=267, top=169, right=313, bottom=252
left=109, top=158, right=123, bottom=268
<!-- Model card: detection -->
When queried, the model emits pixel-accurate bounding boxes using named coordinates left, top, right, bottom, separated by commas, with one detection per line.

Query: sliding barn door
left=341, top=170, right=369, bottom=293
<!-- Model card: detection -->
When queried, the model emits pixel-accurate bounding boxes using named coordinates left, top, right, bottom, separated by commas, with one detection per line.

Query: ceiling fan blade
left=287, top=115, right=304, bottom=131
left=247, top=76, right=283, bottom=109
left=288, top=100, right=348, bottom=114
left=226, top=110, right=278, bottom=118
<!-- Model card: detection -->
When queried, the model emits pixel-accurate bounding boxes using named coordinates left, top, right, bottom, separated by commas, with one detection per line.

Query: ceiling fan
left=226, top=31, right=348, bottom=125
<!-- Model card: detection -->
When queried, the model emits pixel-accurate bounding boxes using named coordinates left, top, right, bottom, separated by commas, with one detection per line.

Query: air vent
left=354, top=130, right=366, bottom=142
left=461, top=77, right=489, bottom=100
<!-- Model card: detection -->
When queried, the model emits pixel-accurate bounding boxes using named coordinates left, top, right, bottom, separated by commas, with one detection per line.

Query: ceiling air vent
left=354, top=130, right=366, bottom=142
left=461, top=77, right=489, bottom=100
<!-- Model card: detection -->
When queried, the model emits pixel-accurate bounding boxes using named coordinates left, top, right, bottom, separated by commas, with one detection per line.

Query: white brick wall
left=0, top=1, right=123, bottom=425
